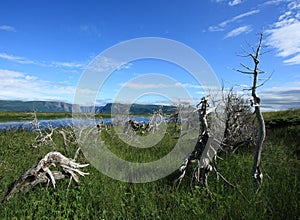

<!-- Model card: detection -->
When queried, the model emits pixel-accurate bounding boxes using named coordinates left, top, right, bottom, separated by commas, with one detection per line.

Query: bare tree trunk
left=175, top=97, right=211, bottom=187
left=250, top=33, right=266, bottom=183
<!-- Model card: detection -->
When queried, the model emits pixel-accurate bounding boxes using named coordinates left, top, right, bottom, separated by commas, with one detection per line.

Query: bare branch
left=235, top=69, right=255, bottom=75
left=240, top=63, right=254, bottom=72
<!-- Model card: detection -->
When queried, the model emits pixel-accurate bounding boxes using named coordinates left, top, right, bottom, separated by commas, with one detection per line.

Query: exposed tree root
left=3, top=151, right=89, bottom=202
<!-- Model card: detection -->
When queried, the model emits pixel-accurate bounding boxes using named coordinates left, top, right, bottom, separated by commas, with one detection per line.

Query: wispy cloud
left=224, top=25, right=252, bottom=38
left=0, top=52, right=87, bottom=69
left=217, top=82, right=300, bottom=111
left=208, top=9, right=259, bottom=32
left=211, top=0, right=225, bottom=3
left=0, top=53, right=35, bottom=64
left=0, top=25, right=16, bottom=32
left=260, top=0, right=288, bottom=7
left=51, top=61, right=86, bottom=69
left=80, top=24, right=102, bottom=38
left=265, top=1, right=300, bottom=65
left=121, top=82, right=173, bottom=89
left=88, top=56, right=132, bottom=72
left=0, top=69, right=76, bottom=101
left=0, top=69, right=23, bottom=78
left=121, top=82, right=208, bottom=90
left=283, top=53, right=300, bottom=65
left=211, top=0, right=245, bottom=6
left=228, top=0, right=243, bottom=6
left=174, top=82, right=202, bottom=89
left=266, top=22, right=300, bottom=61
left=259, top=82, right=300, bottom=111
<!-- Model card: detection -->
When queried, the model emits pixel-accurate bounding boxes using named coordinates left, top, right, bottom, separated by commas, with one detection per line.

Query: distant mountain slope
left=0, top=100, right=177, bottom=114
left=0, top=100, right=73, bottom=112
left=96, top=103, right=176, bottom=114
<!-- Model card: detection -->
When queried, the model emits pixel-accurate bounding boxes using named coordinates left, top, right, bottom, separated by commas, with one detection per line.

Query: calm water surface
left=0, top=116, right=151, bottom=130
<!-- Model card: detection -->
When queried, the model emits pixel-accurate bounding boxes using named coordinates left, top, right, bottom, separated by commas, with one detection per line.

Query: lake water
left=0, top=116, right=151, bottom=130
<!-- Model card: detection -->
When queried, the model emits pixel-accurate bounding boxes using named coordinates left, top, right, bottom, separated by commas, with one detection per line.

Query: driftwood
left=4, top=151, right=89, bottom=201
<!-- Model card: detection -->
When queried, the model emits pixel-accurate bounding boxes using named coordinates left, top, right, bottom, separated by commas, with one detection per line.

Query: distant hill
left=0, top=100, right=177, bottom=114
left=263, top=108, right=300, bottom=128
left=96, top=103, right=176, bottom=114
left=0, top=100, right=73, bottom=112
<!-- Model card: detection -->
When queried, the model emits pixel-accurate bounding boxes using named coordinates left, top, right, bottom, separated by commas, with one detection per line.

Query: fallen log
left=3, top=151, right=89, bottom=201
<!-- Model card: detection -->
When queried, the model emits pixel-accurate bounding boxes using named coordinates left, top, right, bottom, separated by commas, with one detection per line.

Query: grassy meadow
left=0, top=110, right=299, bottom=219
left=0, top=111, right=113, bottom=122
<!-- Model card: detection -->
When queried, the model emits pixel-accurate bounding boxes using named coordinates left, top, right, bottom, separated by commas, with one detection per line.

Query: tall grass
left=263, top=108, right=300, bottom=127
left=0, top=124, right=299, bottom=219
left=0, top=112, right=113, bottom=122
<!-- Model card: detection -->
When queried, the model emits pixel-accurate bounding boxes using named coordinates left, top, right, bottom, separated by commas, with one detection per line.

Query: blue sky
left=0, top=0, right=299, bottom=110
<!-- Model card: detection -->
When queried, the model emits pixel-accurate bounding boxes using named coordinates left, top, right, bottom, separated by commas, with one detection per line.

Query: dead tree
left=123, top=119, right=141, bottom=134
left=29, top=111, right=39, bottom=130
left=222, top=89, right=257, bottom=152
left=237, top=33, right=267, bottom=183
left=28, top=112, right=56, bottom=149
left=175, top=97, right=217, bottom=188
left=96, top=116, right=107, bottom=133
left=58, top=130, right=68, bottom=154
left=148, top=109, right=164, bottom=133
left=3, top=151, right=89, bottom=201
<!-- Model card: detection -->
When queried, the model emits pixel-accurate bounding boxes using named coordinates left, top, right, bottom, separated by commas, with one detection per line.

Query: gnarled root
left=3, top=151, right=89, bottom=201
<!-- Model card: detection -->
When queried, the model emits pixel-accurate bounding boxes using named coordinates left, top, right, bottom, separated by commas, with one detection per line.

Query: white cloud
left=229, top=0, right=243, bottom=6
left=211, top=0, right=245, bottom=5
left=266, top=1, right=300, bottom=65
left=0, top=69, right=76, bottom=101
left=208, top=9, right=259, bottom=32
left=51, top=61, right=86, bottom=69
left=0, top=25, right=16, bottom=32
left=260, top=0, right=287, bottom=7
left=88, top=56, right=131, bottom=72
left=0, top=53, right=35, bottom=64
left=273, top=1, right=300, bottom=28
left=174, top=82, right=202, bottom=89
left=219, top=82, right=300, bottom=111
left=121, top=82, right=173, bottom=89
left=224, top=25, right=252, bottom=38
left=283, top=53, right=300, bottom=65
left=120, top=82, right=211, bottom=90
left=259, top=82, right=300, bottom=111
left=0, top=52, right=87, bottom=69
left=211, top=0, right=225, bottom=3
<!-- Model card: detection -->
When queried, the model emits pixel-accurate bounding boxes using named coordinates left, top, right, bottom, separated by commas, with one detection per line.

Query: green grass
left=0, top=117, right=299, bottom=219
left=0, top=111, right=112, bottom=122
left=263, top=108, right=300, bottom=127
left=0, top=112, right=72, bottom=122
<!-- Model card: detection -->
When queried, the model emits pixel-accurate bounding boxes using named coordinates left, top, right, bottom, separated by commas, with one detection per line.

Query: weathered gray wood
left=4, top=151, right=89, bottom=201
left=175, top=97, right=214, bottom=187
left=238, top=33, right=266, bottom=183
left=250, top=33, right=266, bottom=183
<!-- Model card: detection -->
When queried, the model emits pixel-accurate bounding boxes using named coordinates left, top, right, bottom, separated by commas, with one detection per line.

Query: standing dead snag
left=175, top=97, right=215, bottom=188
left=238, top=33, right=267, bottom=183
left=3, top=151, right=89, bottom=201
